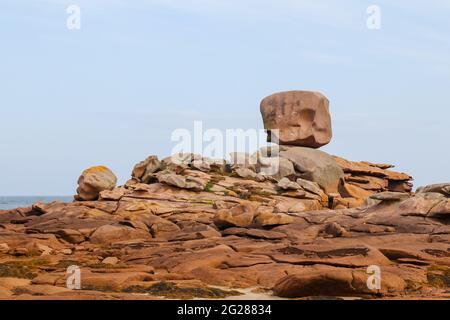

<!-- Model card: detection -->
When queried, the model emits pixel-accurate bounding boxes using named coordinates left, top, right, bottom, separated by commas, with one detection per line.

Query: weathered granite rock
left=334, top=156, right=413, bottom=193
left=102, top=257, right=119, bottom=265
left=370, top=191, right=410, bottom=202
left=416, top=183, right=450, bottom=196
left=280, top=146, right=344, bottom=194
left=260, top=91, right=332, bottom=148
left=75, top=166, right=117, bottom=201
left=398, top=193, right=446, bottom=217
left=89, top=224, right=152, bottom=245
left=428, top=198, right=450, bottom=218
left=273, top=268, right=406, bottom=298
left=270, top=157, right=296, bottom=181
left=132, top=156, right=161, bottom=183
left=277, top=178, right=301, bottom=190
left=322, top=222, right=347, bottom=237
left=156, top=171, right=206, bottom=192
left=254, top=211, right=294, bottom=227
left=234, top=168, right=265, bottom=182
left=54, top=228, right=85, bottom=244
left=214, top=203, right=257, bottom=229
left=99, top=187, right=126, bottom=201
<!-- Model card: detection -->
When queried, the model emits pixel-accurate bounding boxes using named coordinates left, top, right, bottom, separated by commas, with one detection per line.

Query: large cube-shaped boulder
left=260, top=90, right=332, bottom=148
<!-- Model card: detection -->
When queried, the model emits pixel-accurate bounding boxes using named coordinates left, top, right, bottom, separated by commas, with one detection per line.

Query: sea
left=0, top=196, right=73, bottom=210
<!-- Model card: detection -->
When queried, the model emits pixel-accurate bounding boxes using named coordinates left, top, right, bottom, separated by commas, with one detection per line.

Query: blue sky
left=0, top=0, right=449, bottom=195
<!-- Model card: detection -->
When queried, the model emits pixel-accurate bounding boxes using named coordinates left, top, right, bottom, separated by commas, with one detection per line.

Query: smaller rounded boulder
left=75, top=166, right=117, bottom=201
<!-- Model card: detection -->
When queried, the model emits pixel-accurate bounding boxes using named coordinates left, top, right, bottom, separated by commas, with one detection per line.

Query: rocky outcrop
left=260, top=91, right=332, bottom=148
left=2, top=90, right=448, bottom=300
left=75, top=166, right=117, bottom=201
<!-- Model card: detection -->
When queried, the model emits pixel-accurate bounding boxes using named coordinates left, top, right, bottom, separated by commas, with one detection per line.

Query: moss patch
left=82, top=284, right=117, bottom=292
left=427, top=265, right=450, bottom=288
left=405, top=279, right=423, bottom=292
left=0, top=262, right=37, bottom=279
left=204, top=181, right=215, bottom=192
left=54, top=260, right=81, bottom=269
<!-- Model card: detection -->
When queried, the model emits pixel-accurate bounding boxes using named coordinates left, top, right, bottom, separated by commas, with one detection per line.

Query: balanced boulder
left=260, top=90, right=332, bottom=148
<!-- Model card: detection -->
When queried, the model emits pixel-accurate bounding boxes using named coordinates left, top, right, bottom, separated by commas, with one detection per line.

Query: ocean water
left=0, top=196, right=73, bottom=210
